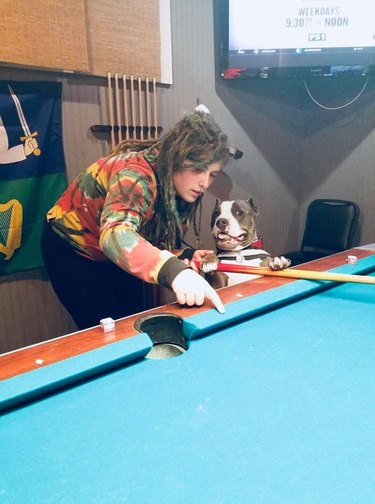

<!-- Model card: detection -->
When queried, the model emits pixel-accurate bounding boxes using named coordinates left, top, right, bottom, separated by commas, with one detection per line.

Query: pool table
left=1, top=247, right=375, bottom=503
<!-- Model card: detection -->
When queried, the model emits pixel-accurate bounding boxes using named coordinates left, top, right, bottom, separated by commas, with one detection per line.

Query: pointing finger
left=205, top=287, right=225, bottom=314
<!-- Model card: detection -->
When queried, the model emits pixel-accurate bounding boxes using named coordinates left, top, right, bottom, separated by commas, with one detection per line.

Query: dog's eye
left=236, top=210, right=244, bottom=216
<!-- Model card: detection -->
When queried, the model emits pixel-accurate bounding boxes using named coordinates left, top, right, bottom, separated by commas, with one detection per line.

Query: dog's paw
left=269, top=256, right=291, bottom=270
left=200, top=254, right=228, bottom=289
left=261, top=256, right=291, bottom=270
left=205, top=271, right=229, bottom=289
left=200, top=253, right=220, bottom=273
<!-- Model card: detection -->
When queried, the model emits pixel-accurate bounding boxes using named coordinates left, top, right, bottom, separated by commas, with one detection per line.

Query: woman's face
left=173, top=161, right=222, bottom=203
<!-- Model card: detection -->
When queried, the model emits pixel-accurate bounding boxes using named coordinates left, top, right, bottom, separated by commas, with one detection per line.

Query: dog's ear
left=248, top=197, right=258, bottom=215
left=210, top=199, right=221, bottom=229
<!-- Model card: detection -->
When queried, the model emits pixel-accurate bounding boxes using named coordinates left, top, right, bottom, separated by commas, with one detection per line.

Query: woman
left=41, top=109, right=232, bottom=329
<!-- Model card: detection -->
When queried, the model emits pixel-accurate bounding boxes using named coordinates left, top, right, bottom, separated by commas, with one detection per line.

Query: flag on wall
left=0, top=81, right=67, bottom=275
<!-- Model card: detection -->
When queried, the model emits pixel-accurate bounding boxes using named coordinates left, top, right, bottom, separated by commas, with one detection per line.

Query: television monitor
left=219, top=0, right=375, bottom=79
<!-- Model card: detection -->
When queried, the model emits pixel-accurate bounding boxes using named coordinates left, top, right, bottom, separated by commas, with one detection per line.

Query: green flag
left=0, top=81, right=67, bottom=275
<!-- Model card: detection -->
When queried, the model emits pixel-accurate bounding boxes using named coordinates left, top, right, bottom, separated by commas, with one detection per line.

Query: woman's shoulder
left=109, top=150, right=156, bottom=179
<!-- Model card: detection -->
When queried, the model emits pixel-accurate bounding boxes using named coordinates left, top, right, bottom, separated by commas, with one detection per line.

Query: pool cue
left=145, top=77, right=151, bottom=139
left=195, top=261, right=375, bottom=285
left=114, top=73, right=122, bottom=143
left=152, top=77, right=158, bottom=139
left=138, top=77, right=144, bottom=141
left=107, top=72, right=116, bottom=150
left=122, top=75, right=130, bottom=140
left=130, top=75, right=136, bottom=139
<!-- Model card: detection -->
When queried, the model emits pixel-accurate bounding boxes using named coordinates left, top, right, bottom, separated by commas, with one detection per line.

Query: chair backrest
left=301, top=199, right=360, bottom=254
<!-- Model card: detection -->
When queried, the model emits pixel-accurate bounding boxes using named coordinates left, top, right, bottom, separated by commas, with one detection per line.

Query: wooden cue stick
left=195, top=261, right=375, bottom=285
left=130, top=75, right=136, bottom=139
left=122, top=75, right=130, bottom=140
left=138, top=77, right=144, bottom=140
left=114, top=73, right=122, bottom=143
left=107, top=72, right=115, bottom=150
left=152, top=77, right=158, bottom=139
left=145, top=77, right=151, bottom=139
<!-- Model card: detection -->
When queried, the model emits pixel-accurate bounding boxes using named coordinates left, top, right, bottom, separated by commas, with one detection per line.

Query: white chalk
left=100, top=317, right=115, bottom=333
left=346, top=255, right=358, bottom=265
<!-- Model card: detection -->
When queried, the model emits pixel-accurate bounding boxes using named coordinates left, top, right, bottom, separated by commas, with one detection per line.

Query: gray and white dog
left=201, top=198, right=291, bottom=288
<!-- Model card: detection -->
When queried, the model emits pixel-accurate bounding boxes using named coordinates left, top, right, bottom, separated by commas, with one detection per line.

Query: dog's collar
left=216, top=238, right=269, bottom=263
left=217, top=249, right=270, bottom=262
left=216, top=238, right=263, bottom=255
left=250, top=238, right=263, bottom=249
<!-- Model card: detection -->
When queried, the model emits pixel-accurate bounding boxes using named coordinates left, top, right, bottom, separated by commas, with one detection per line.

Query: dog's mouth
left=216, top=232, right=249, bottom=248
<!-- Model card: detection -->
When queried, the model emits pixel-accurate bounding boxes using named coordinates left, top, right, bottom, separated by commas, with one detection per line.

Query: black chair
left=284, top=199, right=360, bottom=266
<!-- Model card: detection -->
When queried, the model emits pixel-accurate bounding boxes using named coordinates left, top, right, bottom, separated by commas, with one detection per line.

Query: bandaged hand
left=171, top=269, right=225, bottom=314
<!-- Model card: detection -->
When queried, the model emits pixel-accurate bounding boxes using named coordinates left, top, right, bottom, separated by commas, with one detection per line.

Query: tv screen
left=220, top=0, right=375, bottom=79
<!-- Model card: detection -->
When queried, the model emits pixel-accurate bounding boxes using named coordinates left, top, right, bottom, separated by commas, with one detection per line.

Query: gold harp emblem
left=0, top=199, right=23, bottom=260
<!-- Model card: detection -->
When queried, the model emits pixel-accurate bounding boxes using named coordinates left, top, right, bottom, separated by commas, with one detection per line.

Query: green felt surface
left=1, top=256, right=375, bottom=503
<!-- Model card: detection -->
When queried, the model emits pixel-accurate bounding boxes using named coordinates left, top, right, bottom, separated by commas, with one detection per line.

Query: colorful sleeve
left=99, top=162, right=188, bottom=285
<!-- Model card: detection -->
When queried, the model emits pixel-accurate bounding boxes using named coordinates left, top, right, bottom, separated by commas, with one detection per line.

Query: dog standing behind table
left=201, top=198, right=291, bottom=289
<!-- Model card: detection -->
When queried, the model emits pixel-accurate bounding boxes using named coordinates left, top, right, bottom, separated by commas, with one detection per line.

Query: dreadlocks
left=108, top=110, right=232, bottom=250
left=150, top=110, right=231, bottom=248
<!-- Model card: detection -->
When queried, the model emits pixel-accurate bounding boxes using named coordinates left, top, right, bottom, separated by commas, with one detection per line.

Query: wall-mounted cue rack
left=90, top=73, right=163, bottom=151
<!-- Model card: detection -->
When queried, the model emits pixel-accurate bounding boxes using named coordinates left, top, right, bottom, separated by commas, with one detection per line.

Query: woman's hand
left=192, top=249, right=215, bottom=262
left=171, top=269, right=225, bottom=313
left=182, top=249, right=215, bottom=272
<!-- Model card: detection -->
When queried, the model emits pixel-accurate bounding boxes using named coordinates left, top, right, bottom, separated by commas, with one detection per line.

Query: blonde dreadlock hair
left=152, top=110, right=232, bottom=248
left=110, top=110, right=232, bottom=250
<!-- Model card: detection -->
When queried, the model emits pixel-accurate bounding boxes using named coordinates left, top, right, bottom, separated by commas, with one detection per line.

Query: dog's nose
left=216, top=218, right=229, bottom=230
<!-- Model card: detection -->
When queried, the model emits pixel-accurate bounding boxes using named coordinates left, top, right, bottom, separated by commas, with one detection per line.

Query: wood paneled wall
left=0, top=0, right=166, bottom=81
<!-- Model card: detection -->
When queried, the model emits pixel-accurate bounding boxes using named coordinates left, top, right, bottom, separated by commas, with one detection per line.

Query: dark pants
left=41, top=223, right=154, bottom=330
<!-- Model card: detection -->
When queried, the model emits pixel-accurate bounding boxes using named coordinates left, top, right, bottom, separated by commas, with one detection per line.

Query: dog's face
left=211, top=198, right=258, bottom=251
